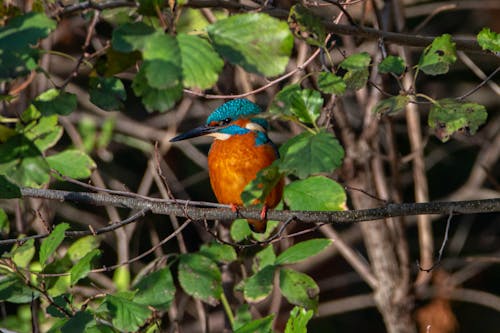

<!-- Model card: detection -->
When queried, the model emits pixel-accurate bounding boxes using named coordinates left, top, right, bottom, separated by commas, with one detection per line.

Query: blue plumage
left=206, top=99, right=262, bottom=124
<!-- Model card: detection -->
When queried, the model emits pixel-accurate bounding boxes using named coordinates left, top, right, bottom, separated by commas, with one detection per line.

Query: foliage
left=0, top=1, right=495, bottom=332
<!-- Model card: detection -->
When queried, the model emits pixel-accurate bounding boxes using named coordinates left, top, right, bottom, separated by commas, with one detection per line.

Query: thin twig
left=418, top=209, right=454, bottom=272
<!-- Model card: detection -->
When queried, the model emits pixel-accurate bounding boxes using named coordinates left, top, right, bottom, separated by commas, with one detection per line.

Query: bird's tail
left=247, top=219, right=267, bottom=233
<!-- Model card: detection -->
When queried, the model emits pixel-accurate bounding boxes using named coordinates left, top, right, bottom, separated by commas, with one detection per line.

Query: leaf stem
left=220, top=291, right=235, bottom=327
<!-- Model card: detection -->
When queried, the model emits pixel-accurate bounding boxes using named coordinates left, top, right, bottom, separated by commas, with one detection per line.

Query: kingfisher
left=170, top=99, right=283, bottom=232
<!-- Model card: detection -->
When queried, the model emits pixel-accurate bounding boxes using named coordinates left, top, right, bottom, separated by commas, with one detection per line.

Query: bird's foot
left=259, top=205, right=268, bottom=221
left=230, top=203, right=239, bottom=213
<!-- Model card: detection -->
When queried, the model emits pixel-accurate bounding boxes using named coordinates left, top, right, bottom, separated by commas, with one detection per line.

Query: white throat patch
left=245, top=122, right=266, bottom=133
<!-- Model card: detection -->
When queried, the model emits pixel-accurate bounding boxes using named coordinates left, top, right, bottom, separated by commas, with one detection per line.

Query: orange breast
left=207, top=132, right=283, bottom=208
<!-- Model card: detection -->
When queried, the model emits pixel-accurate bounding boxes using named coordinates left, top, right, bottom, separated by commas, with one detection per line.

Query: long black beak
left=170, top=125, right=219, bottom=142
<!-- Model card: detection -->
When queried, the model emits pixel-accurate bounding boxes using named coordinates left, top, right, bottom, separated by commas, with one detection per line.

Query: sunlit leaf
left=428, top=99, right=487, bottom=142
left=477, top=27, right=500, bottom=53
left=207, top=13, right=293, bottom=76
left=284, top=306, right=314, bottom=333
left=11, top=239, right=35, bottom=268
left=269, top=84, right=323, bottom=124
left=199, top=242, right=237, bottom=263
left=46, top=150, right=96, bottom=179
left=276, top=238, right=332, bottom=265
left=279, top=131, right=344, bottom=179
left=417, top=34, right=457, bottom=75
left=178, top=33, right=224, bottom=89
left=40, top=223, right=70, bottom=267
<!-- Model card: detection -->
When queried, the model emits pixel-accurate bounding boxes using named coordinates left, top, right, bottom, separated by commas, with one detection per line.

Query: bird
left=170, top=99, right=283, bottom=233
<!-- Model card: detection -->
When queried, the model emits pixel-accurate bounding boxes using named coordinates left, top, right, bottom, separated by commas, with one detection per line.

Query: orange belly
left=207, top=132, right=283, bottom=209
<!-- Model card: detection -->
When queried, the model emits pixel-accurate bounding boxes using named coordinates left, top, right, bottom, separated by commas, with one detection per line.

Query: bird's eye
left=221, top=118, right=232, bottom=125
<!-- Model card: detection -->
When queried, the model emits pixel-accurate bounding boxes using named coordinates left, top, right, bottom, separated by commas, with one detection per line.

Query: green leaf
left=0, top=134, right=50, bottom=187
left=279, top=268, right=319, bottom=310
left=70, top=249, right=100, bottom=285
left=276, top=238, right=332, bottom=265
left=340, top=52, right=371, bottom=91
left=378, top=55, right=406, bottom=75
left=0, top=12, right=56, bottom=81
left=22, top=114, right=63, bottom=152
left=46, top=150, right=96, bottom=179
left=66, top=236, right=100, bottom=262
left=284, top=176, right=346, bottom=211
left=89, top=77, right=126, bottom=111
left=142, top=33, right=182, bottom=90
left=113, top=265, right=130, bottom=292
left=178, top=33, right=224, bottom=89
left=285, top=306, right=314, bottom=333
left=279, top=131, right=344, bottom=179
left=417, top=34, right=457, bottom=75
left=243, top=265, right=275, bottom=303
left=234, top=315, right=274, bottom=333
left=47, top=294, right=73, bottom=318
left=132, top=67, right=183, bottom=112
left=12, top=239, right=35, bottom=267
left=0, top=274, right=40, bottom=303
left=230, top=219, right=252, bottom=242
left=104, top=294, right=152, bottom=332
left=61, top=311, right=94, bottom=333
left=40, top=223, right=70, bottom=267
left=0, top=209, right=9, bottom=234
left=241, top=161, right=282, bottom=207
left=372, top=95, right=410, bottom=116
left=270, top=85, right=323, bottom=124
left=178, top=253, right=222, bottom=305
left=207, top=13, right=294, bottom=77
left=340, top=52, right=371, bottom=70
left=133, top=267, right=175, bottom=310
left=138, top=0, right=164, bottom=16
left=428, top=99, right=488, bottom=142
left=111, top=22, right=156, bottom=52
left=477, top=27, right=500, bottom=53
left=253, top=245, right=276, bottom=272
left=0, top=175, right=21, bottom=198
left=288, top=5, right=326, bottom=46
left=317, top=72, right=346, bottom=95
left=199, top=242, right=237, bottom=263
left=33, top=89, right=78, bottom=116
left=233, top=304, right=253, bottom=331
left=342, top=68, right=369, bottom=91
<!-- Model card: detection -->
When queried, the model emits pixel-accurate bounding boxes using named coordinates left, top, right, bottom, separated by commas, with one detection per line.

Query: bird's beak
left=169, top=125, right=219, bottom=142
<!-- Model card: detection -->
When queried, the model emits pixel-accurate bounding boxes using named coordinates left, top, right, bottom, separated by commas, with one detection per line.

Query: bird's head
left=170, top=99, right=269, bottom=143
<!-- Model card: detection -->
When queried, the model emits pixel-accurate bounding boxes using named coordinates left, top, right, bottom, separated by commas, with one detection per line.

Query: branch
left=18, top=186, right=500, bottom=224
left=53, top=0, right=487, bottom=54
